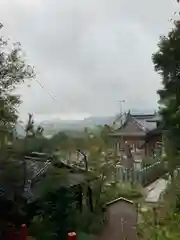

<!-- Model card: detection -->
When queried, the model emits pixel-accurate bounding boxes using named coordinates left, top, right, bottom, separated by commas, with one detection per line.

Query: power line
left=35, top=79, right=56, bottom=101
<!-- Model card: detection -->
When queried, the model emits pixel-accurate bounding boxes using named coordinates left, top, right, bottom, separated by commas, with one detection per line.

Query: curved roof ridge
left=130, top=115, right=147, bottom=132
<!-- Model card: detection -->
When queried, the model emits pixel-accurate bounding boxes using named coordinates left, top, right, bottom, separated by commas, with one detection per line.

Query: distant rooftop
left=111, top=111, right=161, bottom=136
left=132, top=114, right=158, bottom=132
left=131, top=114, right=156, bottom=119
left=22, top=152, right=93, bottom=203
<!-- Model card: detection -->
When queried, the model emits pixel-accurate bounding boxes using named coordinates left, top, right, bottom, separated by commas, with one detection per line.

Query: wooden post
left=68, top=232, right=77, bottom=240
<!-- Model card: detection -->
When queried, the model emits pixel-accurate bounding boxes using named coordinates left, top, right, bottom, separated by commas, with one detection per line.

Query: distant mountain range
left=38, top=109, right=157, bottom=137
left=15, top=109, right=157, bottom=138
left=15, top=116, right=115, bottom=138
left=39, top=116, right=115, bottom=137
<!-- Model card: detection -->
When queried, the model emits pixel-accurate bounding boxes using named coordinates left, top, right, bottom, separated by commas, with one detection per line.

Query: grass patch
left=100, top=182, right=143, bottom=206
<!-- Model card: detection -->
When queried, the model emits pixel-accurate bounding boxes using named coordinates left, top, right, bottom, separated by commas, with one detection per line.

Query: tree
left=152, top=22, right=180, bottom=177
left=0, top=22, right=35, bottom=186
left=22, top=114, right=49, bottom=153
left=27, top=165, right=79, bottom=240
left=0, top=29, right=35, bottom=138
left=50, top=132, right=71, bottom=150
left=28, top=187, right=78, bottom=240
left=74, top=127, right=120, bottom=210
left=25, top=114, right=44, bottom=138
left=0, top=23, right=35, bottom=235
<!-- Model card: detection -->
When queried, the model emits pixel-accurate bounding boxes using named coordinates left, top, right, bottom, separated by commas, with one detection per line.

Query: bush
left=164, top=173, right=180, bottom=213
left=76, top=210, right=107, bottom=235
left=28, top=186, right=79, bottom=240
left=142, top=157, right=157, bottom=168
left=138, top=206, right=180, bottom=239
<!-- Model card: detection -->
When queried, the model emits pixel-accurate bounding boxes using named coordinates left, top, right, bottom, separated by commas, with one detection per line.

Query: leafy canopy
left=0, top=30, right=35, bottom=132
left=152, top=22, right=180, bottom=162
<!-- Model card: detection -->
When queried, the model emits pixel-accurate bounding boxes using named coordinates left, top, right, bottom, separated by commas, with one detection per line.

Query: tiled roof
left=0, top=153, right=51, bottom=200
left=111, top=131, right=146, bottom=137
left=22, top=153, right=91, bottom=203
left=132, top=114, right=160, bottom=132
left=146, top=115, right=161, bottom=122
left=0, top=152, right=93, bottom=203
left=24, top=171, right=87, bottom=203
left=135, top=119, right=157, bottom=131
left=111, top=113, right=160, bottom=136
left=25, top=156, right=51, bottom=180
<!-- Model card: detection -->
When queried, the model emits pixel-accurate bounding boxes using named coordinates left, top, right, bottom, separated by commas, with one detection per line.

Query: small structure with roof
left=0, top=151, right=95, bottom=232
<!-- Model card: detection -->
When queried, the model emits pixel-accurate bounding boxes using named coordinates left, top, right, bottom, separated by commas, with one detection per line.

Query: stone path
left=97, top=200, right=138, bottom=240
left=145, top=178, right=168, bottom=203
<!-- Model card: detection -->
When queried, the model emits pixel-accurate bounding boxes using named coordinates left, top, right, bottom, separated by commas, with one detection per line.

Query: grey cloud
left=0, top=0, right=178, bottom=118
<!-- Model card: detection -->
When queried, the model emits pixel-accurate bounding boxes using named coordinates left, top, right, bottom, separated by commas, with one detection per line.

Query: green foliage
left=33, top=166, right=70, bottom=198
left=138, top=206, right=180, bottom=239
left=26, top=137, right=50, bottom=153
left=28, top=186, right=79, bottom=240
left=164, top=172, right=180, bottom=212
left=138, top=211, right=180, bottom=240
left=49, top=132, right=75, bottom=152
left=152, top=22, right=180, bottom=171
left=99, top=182, right=143, bottom=206
left=76, top=210, right=107, bottom=235
left=12, top=137, right=50, bottom=154
left=95, top=125, right=112, bottom=147
left=13, top=114, right=51, bottom=154
left=0, top=23, right=34, bottom=195
left=142, top=157, right=157, bottom=168
left=0, top=157, right=24, bottom=199
left=138, top=171, right=180, bottom=239
left=0, top=31, right=34, bottom=135
left=0, top=24, right=35, bottom=236
left=75, top=125, right=142, bottom=211
left=77, top=232, right=95, bottom=240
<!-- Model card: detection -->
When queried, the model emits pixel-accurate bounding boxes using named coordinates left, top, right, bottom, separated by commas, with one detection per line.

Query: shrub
left=99, top=182, right=143, bottom=206
left=142, top=162, right=167, bottom=186
left=76, top=210, right=107, bottom=235
left=142, top=157, right=157, bottom=168
left=138, top=206, right=180, bottom=239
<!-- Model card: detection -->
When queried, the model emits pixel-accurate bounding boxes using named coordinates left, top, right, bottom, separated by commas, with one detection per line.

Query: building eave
left=109, top=132, right=146, bottom=137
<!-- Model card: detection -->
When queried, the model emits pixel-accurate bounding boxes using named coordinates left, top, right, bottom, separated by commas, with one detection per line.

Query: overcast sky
left=0, top=0, right=179, bottom=120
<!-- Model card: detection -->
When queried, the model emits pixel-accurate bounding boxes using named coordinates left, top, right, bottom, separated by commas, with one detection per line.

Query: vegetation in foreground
left=2, top=2, right=180, bottom=239
left=138, top=173, right=180, bottom=239
left=137, top=9, right=180, bottom=239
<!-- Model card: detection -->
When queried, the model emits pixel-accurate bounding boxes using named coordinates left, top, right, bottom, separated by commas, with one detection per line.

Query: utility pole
left=116, top=100, right=125, bottom=157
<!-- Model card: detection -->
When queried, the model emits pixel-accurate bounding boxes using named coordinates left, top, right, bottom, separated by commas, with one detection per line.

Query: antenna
left=118, top=100, right=125, bottom=124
